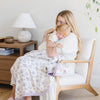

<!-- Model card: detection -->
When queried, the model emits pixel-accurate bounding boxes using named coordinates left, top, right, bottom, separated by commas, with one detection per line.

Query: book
left=0, top=49, right=14, bottom=56
left=0, top=48, right=13, bottom=50
left=0, top=48, right=14, bottom=52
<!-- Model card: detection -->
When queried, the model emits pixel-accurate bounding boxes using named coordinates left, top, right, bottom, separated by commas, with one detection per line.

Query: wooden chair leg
left=85, top=85, right=98, bottom=96
left=56, top=89, right=60, bottom=100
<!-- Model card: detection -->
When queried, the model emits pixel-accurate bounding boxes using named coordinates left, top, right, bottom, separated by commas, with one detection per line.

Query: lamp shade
left=13, top=13, right=36, bottom=28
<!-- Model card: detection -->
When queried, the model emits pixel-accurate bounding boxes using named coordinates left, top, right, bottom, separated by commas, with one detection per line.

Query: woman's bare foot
left=7, top=97, right=14, bottom=100
left=8, top=84, right=16, bottom=100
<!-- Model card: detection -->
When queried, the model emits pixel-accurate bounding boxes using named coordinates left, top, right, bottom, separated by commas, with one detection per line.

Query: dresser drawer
left=0, top=70, right=11, bottom=81
left=0, top=59, right=15, bottom=70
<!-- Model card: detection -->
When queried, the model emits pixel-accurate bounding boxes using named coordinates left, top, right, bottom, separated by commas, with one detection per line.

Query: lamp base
left=18, top=30, right=31, bottom=42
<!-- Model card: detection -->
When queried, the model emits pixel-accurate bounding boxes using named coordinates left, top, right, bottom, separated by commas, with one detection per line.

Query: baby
left=47, top=24, right=71, bottom=58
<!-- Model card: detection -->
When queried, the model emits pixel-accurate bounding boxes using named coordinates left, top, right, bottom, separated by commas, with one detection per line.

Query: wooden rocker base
left=85, top=85, right=98, bottom=96
left=56, top=84, right=99, bottom=100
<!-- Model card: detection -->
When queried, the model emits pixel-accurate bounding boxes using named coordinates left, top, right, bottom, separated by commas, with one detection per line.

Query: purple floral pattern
left=10, top=50, right=76, bottom=100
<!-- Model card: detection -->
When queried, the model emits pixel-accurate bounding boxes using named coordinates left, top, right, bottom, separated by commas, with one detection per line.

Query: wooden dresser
left=0, top=40, right=37, bottom=84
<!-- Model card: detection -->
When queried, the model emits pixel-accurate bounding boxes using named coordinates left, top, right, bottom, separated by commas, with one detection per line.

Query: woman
left=40, top=10, right=81, bottom=100
left=8, top=10, right=81, bottom=100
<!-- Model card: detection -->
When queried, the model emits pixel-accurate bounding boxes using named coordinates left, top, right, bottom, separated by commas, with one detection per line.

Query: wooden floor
left=0, top=84, right=100, bottom=100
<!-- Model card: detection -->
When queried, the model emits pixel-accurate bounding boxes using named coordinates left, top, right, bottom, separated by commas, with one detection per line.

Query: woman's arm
left=56, top=43, right=63, bottom=48
left=42, top=28, right=55, bottom=43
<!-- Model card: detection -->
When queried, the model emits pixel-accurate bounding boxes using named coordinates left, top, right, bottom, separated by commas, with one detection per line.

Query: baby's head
left=56, top=24, right=71, bottom=39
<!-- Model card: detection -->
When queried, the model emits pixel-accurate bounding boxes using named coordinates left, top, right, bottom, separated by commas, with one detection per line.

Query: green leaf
left=88, top=4, right=91, bottom=8
left=89, top=17, right=92, bottom=20
left=93, top=0, right=95, bottom=3
left=97, top=8, right=99, bottom=12
left=86, top=5, right=88, bottom=9
left=95, top=27, right=98, bottom=32
left=86, top=3, right=91, bottom=9
left=96, top=1, right=100, bottom=5
left=88, top=12, right=90, bottom=15
left=96, top=1, right=98, bottom=4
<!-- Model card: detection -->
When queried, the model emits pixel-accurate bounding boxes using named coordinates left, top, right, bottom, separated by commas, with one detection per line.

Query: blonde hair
left=56, top=10, right=81, bottom=59
left=56, top=24, right=70, bottom=31
left=56, top=24, right=70, bottom=36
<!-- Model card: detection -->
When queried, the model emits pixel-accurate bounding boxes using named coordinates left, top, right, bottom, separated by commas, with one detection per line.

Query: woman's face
left=57, top=16, right=66, bottom=26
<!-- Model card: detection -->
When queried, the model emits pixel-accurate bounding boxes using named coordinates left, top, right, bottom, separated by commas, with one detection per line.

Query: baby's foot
left=8, top=96, right=14, bottom=100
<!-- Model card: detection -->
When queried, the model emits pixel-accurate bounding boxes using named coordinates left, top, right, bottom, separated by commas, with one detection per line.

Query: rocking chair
left=56, top=39, right=99, bottom=100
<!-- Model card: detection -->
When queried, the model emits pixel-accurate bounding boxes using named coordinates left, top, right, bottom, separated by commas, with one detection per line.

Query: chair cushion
left=79, top=38, right=96, bottom=60
left=75, top=39, right=96, bottom=83
left=59, top=73, right=86, bottom=86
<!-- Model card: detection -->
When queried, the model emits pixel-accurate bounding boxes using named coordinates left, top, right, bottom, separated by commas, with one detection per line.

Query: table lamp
left=13, top=13, right=36, bottom=42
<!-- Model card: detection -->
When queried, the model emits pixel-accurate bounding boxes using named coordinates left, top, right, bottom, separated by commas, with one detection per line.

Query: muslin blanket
left=10, top=50, right=75, bottom=100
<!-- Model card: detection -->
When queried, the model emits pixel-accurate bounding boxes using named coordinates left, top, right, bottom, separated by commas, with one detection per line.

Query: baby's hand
left=56, top=43, right=63, bottom=48
left=47, top=40, right=56, bottom=47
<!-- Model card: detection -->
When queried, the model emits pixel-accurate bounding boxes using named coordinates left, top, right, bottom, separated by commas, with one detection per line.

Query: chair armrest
left=55, top=60, right=91, bottom=86
left=59, top=60, right=90, bottom=64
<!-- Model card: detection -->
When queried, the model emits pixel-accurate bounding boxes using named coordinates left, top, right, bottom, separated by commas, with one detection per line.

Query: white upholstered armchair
left=55, top=38, right=98, bottom=100
left=40, top=38, right=98, bottom=100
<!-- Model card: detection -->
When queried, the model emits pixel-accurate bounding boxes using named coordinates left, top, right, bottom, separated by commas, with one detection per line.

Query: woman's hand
left=45, top=28, right=55, bottom=35
left=42, top=28, right=55, bottom=43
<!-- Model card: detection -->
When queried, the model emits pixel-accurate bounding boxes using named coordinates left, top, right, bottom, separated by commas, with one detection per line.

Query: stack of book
left=0, top=48, right=14, bottom=56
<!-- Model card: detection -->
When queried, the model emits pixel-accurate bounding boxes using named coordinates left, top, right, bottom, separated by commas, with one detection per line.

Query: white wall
left=0, top=0, right=100, bottom=87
